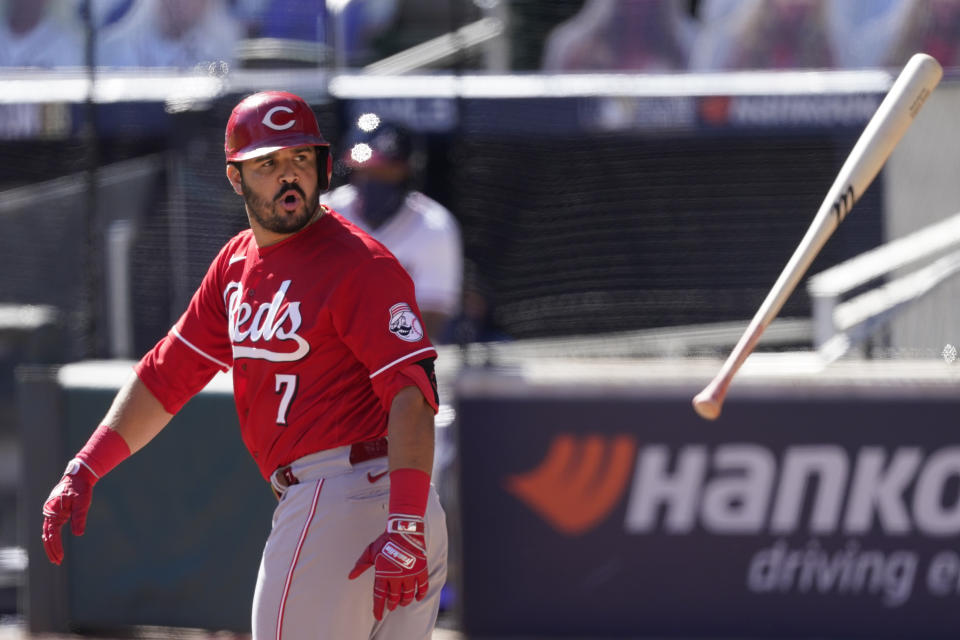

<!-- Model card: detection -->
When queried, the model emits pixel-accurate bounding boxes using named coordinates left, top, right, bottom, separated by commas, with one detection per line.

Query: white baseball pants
left=251, top=445, right=448, bottom=640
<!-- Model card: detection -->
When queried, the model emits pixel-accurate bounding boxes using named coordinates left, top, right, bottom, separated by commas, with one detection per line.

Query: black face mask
left=355, top=179, right=408, bottom=230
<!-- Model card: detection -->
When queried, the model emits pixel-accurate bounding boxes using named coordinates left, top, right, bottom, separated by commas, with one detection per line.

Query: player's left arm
left=386, top=385, right=434, bottom=475
left=348, top=371, right=438, bottom=620
left=331, top=252, right=444, bottom=616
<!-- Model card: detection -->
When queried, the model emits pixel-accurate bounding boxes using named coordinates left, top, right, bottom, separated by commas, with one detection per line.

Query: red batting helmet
left=224, top=91, right=332, bottom=190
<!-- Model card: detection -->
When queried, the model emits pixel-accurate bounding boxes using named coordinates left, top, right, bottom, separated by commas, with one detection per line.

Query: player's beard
left=241, top=179, right=320, bottom=235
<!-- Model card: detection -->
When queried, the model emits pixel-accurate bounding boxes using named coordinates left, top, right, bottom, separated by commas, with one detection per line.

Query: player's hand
left=41, top=459, right=97, bottom=565
left=348, top=515, right=428, bottom=620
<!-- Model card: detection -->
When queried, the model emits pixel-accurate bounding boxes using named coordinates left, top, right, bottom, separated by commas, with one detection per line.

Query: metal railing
left=807, top=211, right=960, bottom=359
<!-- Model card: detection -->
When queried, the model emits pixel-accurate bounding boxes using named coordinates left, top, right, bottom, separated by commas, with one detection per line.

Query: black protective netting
left=0, top=129, right=161, bottom=359
left=452, top=127, right=882, bottom=339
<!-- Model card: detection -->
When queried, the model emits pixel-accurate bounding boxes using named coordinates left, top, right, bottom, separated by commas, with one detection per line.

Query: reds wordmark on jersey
left=135, top=208, right=437, bottom=478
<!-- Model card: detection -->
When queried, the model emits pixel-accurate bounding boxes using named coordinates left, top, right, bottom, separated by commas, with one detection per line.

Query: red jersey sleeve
left=330, top=255, right=439, bottom=414
left=135, top=247, right=234, bottom=415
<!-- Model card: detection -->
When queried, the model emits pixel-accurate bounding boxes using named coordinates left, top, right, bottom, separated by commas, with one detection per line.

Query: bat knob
left=692, top=389, right=722, bottom=421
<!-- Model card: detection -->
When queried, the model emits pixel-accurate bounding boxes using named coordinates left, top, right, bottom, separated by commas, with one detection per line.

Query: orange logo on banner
left=505, top=434, right=637, bottom=536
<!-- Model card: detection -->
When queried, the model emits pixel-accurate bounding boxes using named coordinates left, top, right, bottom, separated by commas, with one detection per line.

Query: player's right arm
left=40, top=375, right=173, bottom=566
left=100, top=372, right=175, bottom=453
left=42, top=242, right=237, bottom=565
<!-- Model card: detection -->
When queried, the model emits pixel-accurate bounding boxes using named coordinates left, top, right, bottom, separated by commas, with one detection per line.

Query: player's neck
left=249, top=207, right=324, bottom=248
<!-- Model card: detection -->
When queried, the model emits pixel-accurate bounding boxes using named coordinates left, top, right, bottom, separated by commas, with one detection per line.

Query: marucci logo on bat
left=505, top=434, right=637, bottom=536
left=830, top=184, right=855, bottom=222
left=908, top=87, right=932, bottom=118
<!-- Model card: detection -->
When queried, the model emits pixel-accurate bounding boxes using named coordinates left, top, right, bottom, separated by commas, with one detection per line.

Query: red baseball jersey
left=135, top=208, right=438, bottom=479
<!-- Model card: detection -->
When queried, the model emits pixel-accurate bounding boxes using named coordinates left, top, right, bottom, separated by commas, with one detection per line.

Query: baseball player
left=322, top=117, right=462, bottom=342
left=40, top=91, right=448, bottom=640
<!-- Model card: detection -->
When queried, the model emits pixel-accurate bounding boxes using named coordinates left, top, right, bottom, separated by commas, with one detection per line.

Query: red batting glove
left=41, top=459, right=98, bottom=565
left=348, top=515, right=428, bottom=620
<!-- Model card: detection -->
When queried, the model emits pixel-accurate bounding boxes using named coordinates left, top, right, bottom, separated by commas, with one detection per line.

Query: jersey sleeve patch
left=388, top=302, right=424, bottom=342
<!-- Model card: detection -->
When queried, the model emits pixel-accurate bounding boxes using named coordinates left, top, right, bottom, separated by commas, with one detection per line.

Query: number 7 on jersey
left=274, top=374, right=298, bottom=425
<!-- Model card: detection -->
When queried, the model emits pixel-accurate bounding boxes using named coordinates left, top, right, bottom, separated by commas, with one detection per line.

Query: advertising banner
left=457, top=378, right=960, bottom=638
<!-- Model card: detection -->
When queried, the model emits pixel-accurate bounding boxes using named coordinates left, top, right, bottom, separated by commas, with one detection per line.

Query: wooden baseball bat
left=692, top=53, right=942, bottom=421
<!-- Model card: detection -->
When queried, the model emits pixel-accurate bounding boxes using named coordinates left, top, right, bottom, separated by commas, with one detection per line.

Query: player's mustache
left=275, top=184, right=306, bottom=201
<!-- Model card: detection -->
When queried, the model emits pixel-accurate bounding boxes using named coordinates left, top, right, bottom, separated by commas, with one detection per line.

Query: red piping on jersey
left=276, top=478, right=323, bottom=640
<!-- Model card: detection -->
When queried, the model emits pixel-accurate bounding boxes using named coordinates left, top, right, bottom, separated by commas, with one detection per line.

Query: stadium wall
left=454, top=358, right=960, bottom=639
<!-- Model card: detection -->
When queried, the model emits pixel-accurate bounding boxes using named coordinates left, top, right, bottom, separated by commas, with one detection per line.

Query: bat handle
left=692, top=377, right=726, bottom=421
left=693, top=319, right=762, bottom=420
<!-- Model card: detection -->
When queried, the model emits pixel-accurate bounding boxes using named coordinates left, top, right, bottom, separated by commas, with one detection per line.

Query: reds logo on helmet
left=225, top=91, right=332, bottom=190
left=261, top=106, right=296, bottom=131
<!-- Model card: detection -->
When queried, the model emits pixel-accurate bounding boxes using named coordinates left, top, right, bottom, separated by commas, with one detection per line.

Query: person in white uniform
left=95, top=0, right=241, bottom=69
left=323, top=115, right=462, bottom=343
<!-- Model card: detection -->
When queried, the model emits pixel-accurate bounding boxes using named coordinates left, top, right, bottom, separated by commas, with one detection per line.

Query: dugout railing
left=808, top=211, right=960, bottom=359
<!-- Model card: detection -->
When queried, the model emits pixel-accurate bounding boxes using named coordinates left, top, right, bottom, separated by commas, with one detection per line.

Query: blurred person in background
left=96, top=0, right=241, bottom=69
left=872, top=0, right=960, bottom=69
left=826, top=0, right=900, bottom=68
left=323, top=116, right=462, bottom=343
left=695, top=0, right=901, bottom=68
left=542, top=0, right=698, bottom=72
left=0, top=0, right=82, bottom=67
left=690, top=0, right=837, bottom=70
